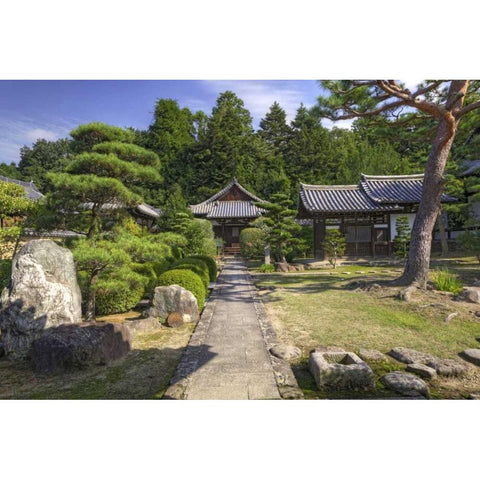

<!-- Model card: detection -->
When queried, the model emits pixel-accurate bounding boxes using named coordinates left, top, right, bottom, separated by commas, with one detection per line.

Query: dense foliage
left=239, top=227, right=266, bottom=259
left=393, top=217, right=412, bottom=260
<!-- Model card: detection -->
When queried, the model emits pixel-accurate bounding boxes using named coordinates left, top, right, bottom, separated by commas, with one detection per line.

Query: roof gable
left=190, top=178, right=265, bottom=219
left=0, top=175, right=44, bottom=201
left=360, top=173, right=425, bottom=204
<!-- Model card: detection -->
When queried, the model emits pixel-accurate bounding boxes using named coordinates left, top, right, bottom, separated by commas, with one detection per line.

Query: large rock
left=0, top=240, right=82, bottom=359
left=30, top=322, right=132, bottom=374
left=460, top=349, right=480, bottom=367
left=275, top=262, right=289, bottom=273
left=270, top=344, right=302, bottom=361
left=427, top=358, right=467, bottom=377
left=358, top=349, right=386, bottom=362
left=405, top=363, right=437, bottom=380
left=380, top=371, right=429, bottom=398
left=144, top=285, right=198, bottom=323
left=458, top=287, right=480, bottom=304
left=388, top=347, right=439, bottom=365
left=309, top=351, right=375, bottom=391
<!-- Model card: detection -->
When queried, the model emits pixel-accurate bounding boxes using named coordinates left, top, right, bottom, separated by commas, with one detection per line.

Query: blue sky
left=0, top=80, right=353, bottom=165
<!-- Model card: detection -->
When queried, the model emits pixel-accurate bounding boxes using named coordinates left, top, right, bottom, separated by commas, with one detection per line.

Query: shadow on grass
left=0, top=342, right=218, bottom=400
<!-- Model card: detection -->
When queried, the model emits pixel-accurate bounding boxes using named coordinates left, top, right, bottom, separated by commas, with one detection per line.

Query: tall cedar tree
left=315, top=80, right=480, bottom=288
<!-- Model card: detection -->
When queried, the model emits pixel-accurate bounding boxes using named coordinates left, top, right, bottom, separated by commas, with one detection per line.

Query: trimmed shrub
left=191, top=254, right=217, bottom=281
left=432, top=267, right=463, bottom=295
left=95, top=269, right=147, bottom=315
left=171, top=257, right=210, bottom=290
left=157, top=269, right=206, bottom=310
left=240, top=228, right=266, bottom=258
left=0, top=259, right=12, bottom=290
left=258, top=263, right=275, bottom=273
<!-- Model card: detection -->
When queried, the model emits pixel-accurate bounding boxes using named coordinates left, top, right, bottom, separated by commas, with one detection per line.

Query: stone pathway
left=166, top=260, right=286, bottom=400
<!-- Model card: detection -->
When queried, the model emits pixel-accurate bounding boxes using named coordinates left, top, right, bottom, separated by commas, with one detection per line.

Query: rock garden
left=0, top=238, right=219, bottom=399
left=253, top=259, right=480, bottom=399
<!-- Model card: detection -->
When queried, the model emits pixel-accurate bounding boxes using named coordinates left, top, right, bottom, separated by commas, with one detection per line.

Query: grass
left=431, top=267, right=463, bottom=294
left=0, top=321, right=195, bottom=399
left=253, top=260, right=480, bottom=399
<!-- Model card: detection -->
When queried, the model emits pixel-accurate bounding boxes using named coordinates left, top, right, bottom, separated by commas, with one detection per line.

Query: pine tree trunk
left=394, top=81, right=468, bottom=288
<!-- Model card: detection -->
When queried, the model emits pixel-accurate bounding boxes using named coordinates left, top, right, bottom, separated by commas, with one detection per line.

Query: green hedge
left=157, top=269, right=206, bottom=310
left=94, top=269, right=147, bottom=315
left=190, top=255, right=217, bottom=281
left=171, top=263, right=209, bottom=291
left=171, top=257, right=210, bottom=288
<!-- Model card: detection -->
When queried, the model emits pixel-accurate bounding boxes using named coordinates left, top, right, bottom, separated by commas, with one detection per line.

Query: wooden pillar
left=313, top=217, right=326, bottom=260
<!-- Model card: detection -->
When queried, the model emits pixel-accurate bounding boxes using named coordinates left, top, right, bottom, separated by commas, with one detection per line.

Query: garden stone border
left=247, top=272, right=304, bottom=399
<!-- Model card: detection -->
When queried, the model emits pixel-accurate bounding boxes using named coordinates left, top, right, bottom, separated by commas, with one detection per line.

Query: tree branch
left=456, top=100, right=480, bottom=118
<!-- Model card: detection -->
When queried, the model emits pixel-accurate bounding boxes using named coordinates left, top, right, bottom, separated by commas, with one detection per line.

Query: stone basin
left=309, top=350, right=375, bottom=391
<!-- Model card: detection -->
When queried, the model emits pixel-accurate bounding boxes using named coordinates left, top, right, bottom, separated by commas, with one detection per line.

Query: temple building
left=297, top=173, right=455, bottom=259
left=190, top=178, right=265, bottom=254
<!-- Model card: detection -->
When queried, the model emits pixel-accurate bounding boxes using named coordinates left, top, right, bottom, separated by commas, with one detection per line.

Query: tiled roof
left=300, top=184, right=396, bottom=214
left=191, top=178, right=265, bottom=219
left=299, top=173, right=456, bottom=215
left=0, top=175, right=44, bottom=200
left=81, top=201, right=159, bottom=218
left=360, top=174, right=425, bottom=204
left=460, top=160, right=480, bottom=177
left=206, top=201, right=265, bottom=219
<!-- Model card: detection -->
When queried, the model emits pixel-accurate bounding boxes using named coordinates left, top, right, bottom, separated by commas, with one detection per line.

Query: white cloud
left=0, top=113, right=79, bottom=164
left=321, top=118, right=355, bottom=130
left=25, top=128, right=58, bottom=142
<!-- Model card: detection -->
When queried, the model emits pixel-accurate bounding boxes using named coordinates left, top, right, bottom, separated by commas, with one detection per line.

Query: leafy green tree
left=315, top=80, right=480, bottom=287
left=156, top=183, right=190, bottom=231
left=239, top=227, right=266, bottom=258
left=171, top=213, right=216, bottom=256
left=393, top=217, right=412, bottom=260
left=19, top=138, right=71, bottom=191
left=322, top=229, right=346, bottom=268
left=0, top=182, right=35, bottom=257
left=254, top=193, right=301, bottom=263
left=457, top=229, right=480, bottom=263
left=0, top=162, right=21, bottom=179
left=72, top=238, right=131, bottom=321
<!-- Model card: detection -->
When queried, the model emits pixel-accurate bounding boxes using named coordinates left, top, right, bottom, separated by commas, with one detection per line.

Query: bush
left=190, top=254, right=217, bottom=281
left=258, top=263, right=275, bottom=273
left=95, top=269, right=147, bottom=315
left=322, top=229, right=346, bottom=268
left=239, top=228, right=265, bottom=258
left=432, top=267, right=463, bottom=295
left=0, top=259, right=12, bottom=290
left=131, top=262, right=157, bottom=298
left=171, top=257, right=210, bottom=290
left=157, top=269, right=206, bottom=309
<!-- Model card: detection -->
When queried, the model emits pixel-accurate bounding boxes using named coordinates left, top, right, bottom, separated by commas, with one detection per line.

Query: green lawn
left=253, top=262, right=480, bottom=399
left=0, top=322, right=195, bottom=399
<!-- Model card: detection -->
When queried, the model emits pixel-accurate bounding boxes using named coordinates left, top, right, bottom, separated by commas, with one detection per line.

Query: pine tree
left=393, top=217, right=412, bottom=259
left=322, top=229, right=346, bottom=268
left=253, top=193, right=301, bottom=263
